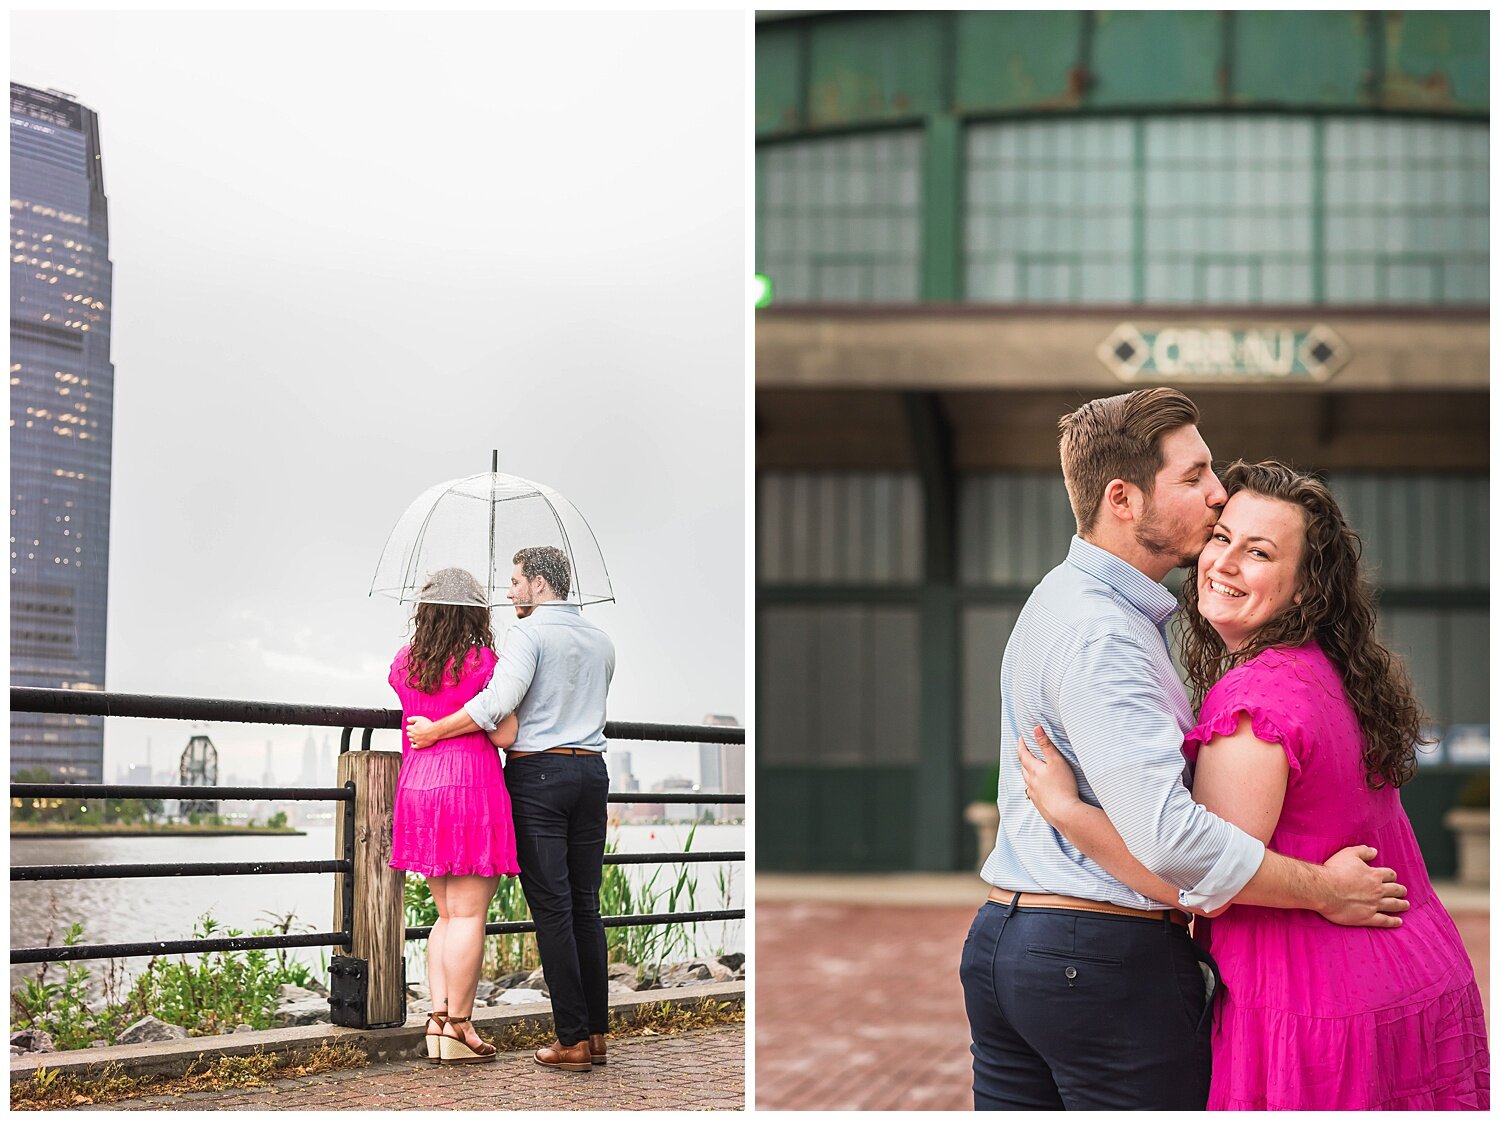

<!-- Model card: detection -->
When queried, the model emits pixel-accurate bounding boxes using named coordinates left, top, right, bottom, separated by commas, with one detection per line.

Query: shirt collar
left=1066, top=536, right=1179, bottom=627
left=521, top=602, right=581, bottom=617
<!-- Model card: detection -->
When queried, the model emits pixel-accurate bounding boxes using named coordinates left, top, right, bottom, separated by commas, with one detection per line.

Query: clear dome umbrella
left=370, top=454, right=614, bottom=608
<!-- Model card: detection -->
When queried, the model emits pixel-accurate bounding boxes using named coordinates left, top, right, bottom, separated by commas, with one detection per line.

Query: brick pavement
left=70, top=1025, right=744, bottom=1112
left=755, top=895, right=1489, bottom=1111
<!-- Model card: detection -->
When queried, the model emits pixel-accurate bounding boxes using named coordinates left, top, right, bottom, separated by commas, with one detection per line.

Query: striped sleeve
left=1058, top=631, right=1265, bottom=911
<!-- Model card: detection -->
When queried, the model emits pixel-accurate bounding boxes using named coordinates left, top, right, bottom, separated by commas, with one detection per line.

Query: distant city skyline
left=112, top=721, right=739, bottom=795
left=11, top=10, right=746, bottom=797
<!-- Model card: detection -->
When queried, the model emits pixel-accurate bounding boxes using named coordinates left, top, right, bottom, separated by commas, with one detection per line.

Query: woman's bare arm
left=1024, top=717, right=1402, bottom=924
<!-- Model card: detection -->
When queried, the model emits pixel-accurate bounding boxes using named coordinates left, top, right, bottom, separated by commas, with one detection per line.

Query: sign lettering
left=1098, top=324, right=1347, bottom=383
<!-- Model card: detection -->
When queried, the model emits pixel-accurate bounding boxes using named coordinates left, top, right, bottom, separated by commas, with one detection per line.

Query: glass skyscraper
left=10, top=83, right=115, bottom=781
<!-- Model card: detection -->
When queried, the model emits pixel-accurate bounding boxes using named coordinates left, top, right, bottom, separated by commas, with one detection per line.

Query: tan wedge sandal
left=438, top=1016, right=497, bottom=1064
left=423, top=1008, right=448, bottom=1064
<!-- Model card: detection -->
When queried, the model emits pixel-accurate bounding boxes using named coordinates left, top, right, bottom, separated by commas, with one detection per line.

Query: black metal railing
left=11, top=780, right=356, bottom=966
left=11, top=688, right=746, bottom=972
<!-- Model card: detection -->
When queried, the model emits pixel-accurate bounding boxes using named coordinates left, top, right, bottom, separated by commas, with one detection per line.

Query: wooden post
left=333, top=749, right=405, bottom=1028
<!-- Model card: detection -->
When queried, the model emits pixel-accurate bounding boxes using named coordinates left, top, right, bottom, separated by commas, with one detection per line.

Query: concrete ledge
left=9, top=982, right=744, bottom=1085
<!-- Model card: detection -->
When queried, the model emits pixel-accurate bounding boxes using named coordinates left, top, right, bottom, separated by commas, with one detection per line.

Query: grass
left=10, top=1042, right=369, bottom=1110
left=402, top=819, right=741, bottom=983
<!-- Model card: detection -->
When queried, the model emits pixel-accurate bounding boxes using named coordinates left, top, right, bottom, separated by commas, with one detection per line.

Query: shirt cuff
left=1178, top=832, right=1266, bottom=912
left=463, top=696, right=498, bottom=733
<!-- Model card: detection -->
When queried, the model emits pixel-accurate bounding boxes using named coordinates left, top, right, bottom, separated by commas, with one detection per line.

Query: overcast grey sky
left=13, top=11, right=748, bottom=791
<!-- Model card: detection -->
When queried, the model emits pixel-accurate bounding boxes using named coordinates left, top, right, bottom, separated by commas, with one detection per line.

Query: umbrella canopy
left=370, top=468, right=614, bottom=608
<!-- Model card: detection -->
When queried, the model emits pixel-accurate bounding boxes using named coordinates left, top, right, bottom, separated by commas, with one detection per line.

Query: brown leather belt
left=504, top=747, right=600, bottom=760
left=988, top=887, right=1190, bottom=929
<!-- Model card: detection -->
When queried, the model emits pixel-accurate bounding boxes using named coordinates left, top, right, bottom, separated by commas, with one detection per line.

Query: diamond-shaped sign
left=1098, top=324, right=1349, bottom=383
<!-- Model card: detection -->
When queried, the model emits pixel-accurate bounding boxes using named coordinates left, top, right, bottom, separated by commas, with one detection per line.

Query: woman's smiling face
left=1196, top=490, right=1307, bottom=652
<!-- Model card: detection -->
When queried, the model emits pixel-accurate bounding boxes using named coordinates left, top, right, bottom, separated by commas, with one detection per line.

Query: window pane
left=964, top=118, right=1135, bottom=304
left=1325, top=118, right=1487, bottom=304
left=757, top=131, right=923, bottom=302
left=1142, top=116, right=1315, bottom=304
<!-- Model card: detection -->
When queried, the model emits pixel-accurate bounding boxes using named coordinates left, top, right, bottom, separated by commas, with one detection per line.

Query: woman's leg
left=427, top=876, right=450, bottom=1027
left=442, top=874, right=500, bottom=1047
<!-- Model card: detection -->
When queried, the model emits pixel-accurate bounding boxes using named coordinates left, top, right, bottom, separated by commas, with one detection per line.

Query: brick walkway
left=75, top=1025, right=744, bottom=1112
left=756, top=893, right=1489, bottom=1111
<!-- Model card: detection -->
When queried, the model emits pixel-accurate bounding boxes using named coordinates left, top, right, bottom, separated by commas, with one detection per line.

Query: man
left=407, top=546, right=615, bottom=1073
left=960, top=388, right=1408, bottom=1110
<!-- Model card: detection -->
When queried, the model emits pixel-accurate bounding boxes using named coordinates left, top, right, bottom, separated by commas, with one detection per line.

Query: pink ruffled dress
left=388, top=645, right=519, bottom=878
left=1185, top=643, right=1488, bottom=1110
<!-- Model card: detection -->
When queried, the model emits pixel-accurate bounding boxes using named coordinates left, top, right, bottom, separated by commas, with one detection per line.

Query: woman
left=1021, top=461, right=1488, bottom=1110
left=388, top=567, right=520, bottom=1065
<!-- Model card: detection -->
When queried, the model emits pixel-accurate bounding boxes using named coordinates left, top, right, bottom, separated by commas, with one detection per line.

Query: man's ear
left=1101, top=478, right=1141, bottom=524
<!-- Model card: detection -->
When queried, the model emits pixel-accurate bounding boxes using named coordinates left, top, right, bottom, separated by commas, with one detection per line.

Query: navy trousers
left=959, top=896, right=1219, bottom=1110
left=506, top=751, right=610, bottom=1047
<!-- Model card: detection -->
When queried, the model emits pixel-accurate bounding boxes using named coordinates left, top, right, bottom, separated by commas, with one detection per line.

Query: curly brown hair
left=1177, top=460, right=1430, bottom=789
left=404, top=569, right=495, bottom=694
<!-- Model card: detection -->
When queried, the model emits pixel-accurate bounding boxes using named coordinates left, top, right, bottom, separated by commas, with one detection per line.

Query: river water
left=11, top=822, right=744, bottom=992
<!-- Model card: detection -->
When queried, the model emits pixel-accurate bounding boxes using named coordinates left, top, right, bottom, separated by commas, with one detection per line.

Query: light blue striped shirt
left=463, top=604, right=614, bottom=753
left=980, top=536, right=1265, bottom=912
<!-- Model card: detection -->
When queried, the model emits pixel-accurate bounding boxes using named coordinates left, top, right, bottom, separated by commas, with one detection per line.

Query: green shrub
left=9, top=923, right=143, bottom=1050
left=11, top=913, right=317, bottom=1049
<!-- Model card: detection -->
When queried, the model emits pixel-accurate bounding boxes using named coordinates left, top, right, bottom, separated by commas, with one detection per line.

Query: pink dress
left=387, top=645, right=520, bottom=878
left=1184, top=643, right=1488, bottom=1110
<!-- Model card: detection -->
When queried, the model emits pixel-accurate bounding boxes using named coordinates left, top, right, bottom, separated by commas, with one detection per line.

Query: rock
left=473, top=980, right=497, bottom=1002
left=408, top=998, right=433, bottom=1015
left=705, top=958, right=736, bottom=981
left=495, top=988, right=549, bottom=1006
left=11, top=1028, right=56, bottom=1054
left=406, top=982, right=429, bottom=1000
left=10, top=1046, right=23, bottom=1058
left=116, top=1017, right=189, bottom=1046
left=607, top=979, right=637, bottom=994
left=494, top=970, right=531, bottom=990
left=277, top=984, right=320, bottom=1003
left=657, top=958, right=733, bottom=987
left=520, top=967, right=549, bottom=993
left=657, top=962, right=709, bottom=987
left=718, top=952, right=745, bottom=972
left=305, top=978, right=329, bottom=996
left=607, top=963, right=639, bottom=991
left=273, top=999, right=329, bottom=1027
left=90, top=1039, right=110, bottom=1048
left=234, top=1024, right=256, bottom=1034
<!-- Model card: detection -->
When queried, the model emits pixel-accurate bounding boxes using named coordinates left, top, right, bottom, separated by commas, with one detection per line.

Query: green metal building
left=754, top=11, right=1488, bottom=874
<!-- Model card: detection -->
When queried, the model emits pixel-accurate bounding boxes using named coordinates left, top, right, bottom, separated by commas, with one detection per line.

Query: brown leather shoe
left=534, top=1039, right=592, bottom=1072
left=588, top=1033, right=607, bottom=1065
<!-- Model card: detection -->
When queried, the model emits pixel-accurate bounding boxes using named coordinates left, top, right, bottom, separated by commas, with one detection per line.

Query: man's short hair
left=513, top=545, right=572, bottom=600
left=1058, top=388, right=1201, bottom=535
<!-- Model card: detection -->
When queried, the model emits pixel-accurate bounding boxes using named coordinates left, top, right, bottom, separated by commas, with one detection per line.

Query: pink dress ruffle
left=387, top=645, right=520, bottom=878
left=1184, top=643, right=1488, bottom=1110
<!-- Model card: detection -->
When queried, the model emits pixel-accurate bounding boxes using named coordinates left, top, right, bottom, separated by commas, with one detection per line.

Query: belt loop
left=1005, top=890, right=1022, bottom=916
